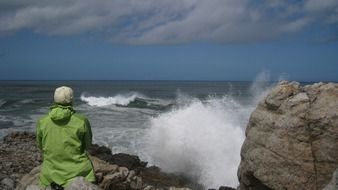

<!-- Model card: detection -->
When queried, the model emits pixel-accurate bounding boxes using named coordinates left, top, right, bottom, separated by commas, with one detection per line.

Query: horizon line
left=0, top=79, right=334, bottom=83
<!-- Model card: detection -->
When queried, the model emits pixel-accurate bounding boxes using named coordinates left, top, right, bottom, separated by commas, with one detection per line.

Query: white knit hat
left=54, top=86, right=74, bottom=105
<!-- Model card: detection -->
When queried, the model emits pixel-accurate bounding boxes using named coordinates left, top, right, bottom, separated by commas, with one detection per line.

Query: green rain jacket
left=36, top=104, right=96, bottom=187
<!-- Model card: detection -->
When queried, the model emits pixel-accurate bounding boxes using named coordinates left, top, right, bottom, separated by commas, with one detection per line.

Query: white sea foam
left=145, top=96, right=247, bottom=188
left=20, top=99, right=35, bottom=104
left=80, top=92, right=145, bottom=107
left=143, top=76, right=273, bottom=188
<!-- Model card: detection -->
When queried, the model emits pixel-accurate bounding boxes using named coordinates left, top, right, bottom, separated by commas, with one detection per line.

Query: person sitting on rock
left=36, top=86, right=96, bottom=189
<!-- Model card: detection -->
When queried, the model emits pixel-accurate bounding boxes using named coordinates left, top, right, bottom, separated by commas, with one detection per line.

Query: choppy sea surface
left=0, top=80, right=273, bottom=188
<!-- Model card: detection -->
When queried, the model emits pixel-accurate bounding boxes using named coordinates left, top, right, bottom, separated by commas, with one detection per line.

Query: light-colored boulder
left=168, top=187, right=192, bottom=190
left=100, top=167, right=129, bottom=190
left=118, top=167, right=129, bottom=178
left=238, top=82, right=338, bottom=190
left=130, top=176, right=143, bottom=189
left=25, top=185, right=43, bottom=190
left=143, top=185, right=155, bottom=190
left=65, top=177, right=102, bottom=190
left=90, top=156, right=118, bottom=175
left=127, top=170, right=136, bottom=182
left=15, top=166, right=40, bottom=190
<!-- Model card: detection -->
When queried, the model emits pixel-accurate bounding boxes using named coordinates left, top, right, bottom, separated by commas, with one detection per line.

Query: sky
left=0, top=0, right=338, bottom=81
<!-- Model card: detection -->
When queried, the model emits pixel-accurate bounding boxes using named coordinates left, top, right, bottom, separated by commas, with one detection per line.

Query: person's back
left=36, top=86, right=96, bottom=188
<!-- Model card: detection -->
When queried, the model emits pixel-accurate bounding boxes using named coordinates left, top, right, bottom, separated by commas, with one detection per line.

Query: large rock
left=15, top=166, right=40, bottom=190
left=65, top=177, right=102, bottom=190
left=89, top=156, right=118, bottom=176
left=238, top=81, right=338, bottom=190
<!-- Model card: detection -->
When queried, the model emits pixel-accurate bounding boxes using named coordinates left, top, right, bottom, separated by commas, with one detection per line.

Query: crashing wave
left=80, top=93, right=172, bottom=110
left=80, top=93, right=142, bottom=107
left=143, top=75, right=273, bottom=188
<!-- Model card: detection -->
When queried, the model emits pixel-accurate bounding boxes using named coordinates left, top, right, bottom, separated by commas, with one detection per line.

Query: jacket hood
left=49, top=104, right=74, bottom=122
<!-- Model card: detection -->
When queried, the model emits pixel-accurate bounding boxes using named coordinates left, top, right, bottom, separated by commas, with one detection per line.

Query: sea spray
left=144, top=96, right=248, bottom=188
left=249, top=71, right=273, bottom=103
left=143, top=79, right=273, bottom=188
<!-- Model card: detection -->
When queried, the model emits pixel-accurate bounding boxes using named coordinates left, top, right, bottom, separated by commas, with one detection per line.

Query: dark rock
left=95, top=172, right=103, bottom=183
left=110, top=153, right=147, bottom=171
left=239, top=173, right=271, bottom=190
left=141, top=166, right=203, bottom=190
left=218, top=186, right=236, bottom=190
left=89, top=145, right=147, bottom=171
left=106, top=182, right=129, bottom=190
left=88, top=144, right=113, bottom=161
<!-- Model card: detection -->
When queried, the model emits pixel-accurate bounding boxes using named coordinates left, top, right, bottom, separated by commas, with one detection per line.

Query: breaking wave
left=143, top=77, right=273, bottom=188
left=80, top=92, right=144, bottom=107
left=145, top=96, right=248, bottom=188
left=80, top=92, right=172, bottom=110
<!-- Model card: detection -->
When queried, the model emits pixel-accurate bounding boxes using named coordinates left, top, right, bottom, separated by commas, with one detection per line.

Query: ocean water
left=0, top=80, right=272, bottom=188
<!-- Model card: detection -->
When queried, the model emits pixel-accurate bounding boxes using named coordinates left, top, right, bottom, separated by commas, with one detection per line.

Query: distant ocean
left=0, top=80, right=273, bottom=188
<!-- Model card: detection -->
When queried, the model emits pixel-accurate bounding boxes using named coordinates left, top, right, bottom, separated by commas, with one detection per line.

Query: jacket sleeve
left=83, top=119, right=93, bottom=151
left=36, top=120, right=43, bottom=150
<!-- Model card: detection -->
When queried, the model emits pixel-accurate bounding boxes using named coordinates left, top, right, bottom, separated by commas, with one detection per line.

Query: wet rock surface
left=238, top=81, right=338, bottom=190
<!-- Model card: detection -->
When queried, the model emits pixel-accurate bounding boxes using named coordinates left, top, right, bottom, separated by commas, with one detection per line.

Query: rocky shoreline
left=0, top=131, right=234, bottom=190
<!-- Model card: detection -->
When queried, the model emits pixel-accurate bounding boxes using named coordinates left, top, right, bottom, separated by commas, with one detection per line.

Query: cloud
left=304, top=0, right=338, bottom=12
left=0, top=0, right=337, bottom=44
left=281, top=17, right=313, bottom=32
